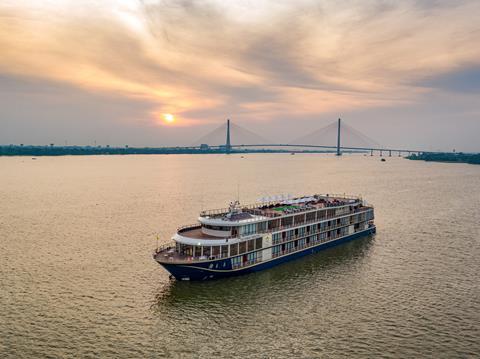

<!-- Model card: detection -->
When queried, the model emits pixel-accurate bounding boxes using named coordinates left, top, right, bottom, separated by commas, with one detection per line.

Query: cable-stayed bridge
left=1, top=118, right=436, bottom=156
left=190, top=119, right=431, bottom=156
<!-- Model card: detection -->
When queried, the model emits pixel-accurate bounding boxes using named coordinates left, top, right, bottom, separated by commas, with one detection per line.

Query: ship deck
left=200, top=195, right=360, bottom=222
left=179, top=227, right=222, bottom=240
left=155, top=249, right=190, bottom=262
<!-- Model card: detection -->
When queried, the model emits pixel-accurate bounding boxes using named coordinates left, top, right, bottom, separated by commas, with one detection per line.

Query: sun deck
left=178, top=226, right=225, bottom=240
left=200, top=194, right=361, bottom=223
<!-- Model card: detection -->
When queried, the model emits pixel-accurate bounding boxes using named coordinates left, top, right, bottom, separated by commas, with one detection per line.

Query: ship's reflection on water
left=151, top=235, right=375, bottom=312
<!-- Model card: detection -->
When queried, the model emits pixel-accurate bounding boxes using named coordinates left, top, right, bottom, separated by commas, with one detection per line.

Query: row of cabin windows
left=194, top=210, right=372, bottom=256
left=230, top=237, right=263, bottom=256
left=272, top=224, right=363, bottom=255
left=218, top=206, right=364, bottom=238
left=203, top=222, right=266, bottom=236
left=231, top=251, right=259, bottom=267
left=240, top=221, right=267, bottom=235
left=203, top=225, right=232, bottom=231
left=203, top=221, right=269, bottom=237
left=179, top=218, right=372, bottom=259
left=177, top=237, right=263, bottom=258
left=266, top=206, right=357, bottom=230
left=241, top=223, right=257, bottom=235
left=271, top=212, right=372, bottom=244
left=236, top=220, right=370, bottom=263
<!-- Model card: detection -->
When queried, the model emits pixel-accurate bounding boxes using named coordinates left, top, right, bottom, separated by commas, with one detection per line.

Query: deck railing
left=171, top=207, right=372, bottom=242
left=231, top=224, right=373, bottom=269
left=155, top=210, right=374, bottom=264
left=177, top=223, right=202, bottom=233
left=199, top=193, right=363, bottom=217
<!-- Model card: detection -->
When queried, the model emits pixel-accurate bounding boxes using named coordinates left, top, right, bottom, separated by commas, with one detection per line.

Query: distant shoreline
left=0, top=145, right=339, bottom=156
left=407, top=152, right=480, bottom=165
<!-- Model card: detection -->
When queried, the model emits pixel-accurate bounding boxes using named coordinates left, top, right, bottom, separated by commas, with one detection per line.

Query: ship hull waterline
left=156, top=226, right=376, bottom=281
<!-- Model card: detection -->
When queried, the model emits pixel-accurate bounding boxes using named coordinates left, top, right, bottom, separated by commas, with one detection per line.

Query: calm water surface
left=1, top=154, right=479, bottom=358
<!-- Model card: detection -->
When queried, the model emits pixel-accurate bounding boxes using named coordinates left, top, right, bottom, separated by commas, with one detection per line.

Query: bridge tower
left=336, top=118, right=342, bottom=156
left=225, top=119, right=231, bottom=154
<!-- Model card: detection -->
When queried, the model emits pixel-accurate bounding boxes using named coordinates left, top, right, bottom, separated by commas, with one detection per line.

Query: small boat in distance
left=153, top=194, right=375, bottom=281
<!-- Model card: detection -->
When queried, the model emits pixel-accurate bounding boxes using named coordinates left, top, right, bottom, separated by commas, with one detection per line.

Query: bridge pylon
left=225, top=119, right=231, bottom=154
left=336, top=118, right=341, bottom=156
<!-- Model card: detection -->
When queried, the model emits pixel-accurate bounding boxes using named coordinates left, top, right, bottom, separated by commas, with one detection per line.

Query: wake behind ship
left=153, top=194, right=375, bottom=281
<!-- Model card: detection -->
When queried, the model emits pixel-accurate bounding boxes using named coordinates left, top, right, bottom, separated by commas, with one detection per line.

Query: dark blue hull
left=158, top=227, right=376, bottom=281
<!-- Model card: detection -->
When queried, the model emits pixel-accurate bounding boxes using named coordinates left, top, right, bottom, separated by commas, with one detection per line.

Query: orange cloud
left=1, top=0, right=479, bottom=129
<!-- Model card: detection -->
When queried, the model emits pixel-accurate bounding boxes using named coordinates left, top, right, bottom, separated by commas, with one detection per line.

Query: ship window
left=294, top=214, right=305, bottom=225
left=239, top=241, right=246, bottom=254
left=204, top=225, right=231, bottom=232
left=272, top=245, right=280, bottom=255
left=203, top=246, right=211, bottom=257
left=183, top=245, right=193, bottom=256
left=306, top=211, right=316, bottom=222
left=242, top=223, right=257, bottom=235
left=221, top=245, right=228, bottom=257
left=212, top=246, right=220, bottom=256
left=255, top=237, right=262, bottom=249
left=247, top=239, right=254, bottom=252
left=194, top=246, right=201, bottom=257
left=268, top=219, right=280, bottom=230
left=257, top=221, right=267, bottom=232
left=281, top=216, right=293, bottom=227
left=230, top=243, right=238, bottom=256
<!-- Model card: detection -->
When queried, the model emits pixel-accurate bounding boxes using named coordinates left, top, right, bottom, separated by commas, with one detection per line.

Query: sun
left=162, top=113, right=175, bottom=123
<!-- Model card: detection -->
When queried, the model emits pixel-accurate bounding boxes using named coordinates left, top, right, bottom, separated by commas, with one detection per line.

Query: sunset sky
left=1, top=0, right=479, bottom=151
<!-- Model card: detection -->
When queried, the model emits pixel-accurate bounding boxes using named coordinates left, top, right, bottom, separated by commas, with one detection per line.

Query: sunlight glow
left=163, top=113, right=175, bottom=123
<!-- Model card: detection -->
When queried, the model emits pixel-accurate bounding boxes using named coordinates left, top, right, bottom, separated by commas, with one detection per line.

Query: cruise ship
left=153, top=194, right=375, bottom=281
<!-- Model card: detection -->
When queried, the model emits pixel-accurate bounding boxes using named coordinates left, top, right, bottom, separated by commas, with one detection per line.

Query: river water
left=1, top=154, right=479, bottom=358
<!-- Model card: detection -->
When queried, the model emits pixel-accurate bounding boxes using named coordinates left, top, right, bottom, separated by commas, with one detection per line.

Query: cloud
left=0, top=0, right=480, bottom=149
left=416, top=65, right=480, bottom=93
left=0, top=73, right=167, bottom=144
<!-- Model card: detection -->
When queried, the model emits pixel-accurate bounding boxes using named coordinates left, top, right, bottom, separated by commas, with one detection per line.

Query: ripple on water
left=1, top=155, right=479, bottom=358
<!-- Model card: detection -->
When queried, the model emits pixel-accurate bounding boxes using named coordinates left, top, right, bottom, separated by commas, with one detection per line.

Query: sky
left=1, top=0, right=479, bottom=151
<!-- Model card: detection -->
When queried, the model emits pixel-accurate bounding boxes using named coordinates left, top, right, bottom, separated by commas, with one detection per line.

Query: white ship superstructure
left=154, top=194, right=375, bottom=280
